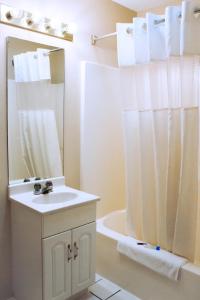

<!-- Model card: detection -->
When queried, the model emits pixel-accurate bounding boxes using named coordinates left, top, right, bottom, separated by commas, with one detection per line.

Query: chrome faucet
left=34, top=180, right=53, bottom=195
left=42, top=180, right=53, bottom=194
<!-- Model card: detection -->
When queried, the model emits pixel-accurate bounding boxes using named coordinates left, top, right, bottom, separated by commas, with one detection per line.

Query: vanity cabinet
left=43, top=222, right=96, bottom=300
left=71, top=223, right=96, bottom=294
left=11, top=201, right=97, bottom=300
left=43, top=230, right=72, bottom=300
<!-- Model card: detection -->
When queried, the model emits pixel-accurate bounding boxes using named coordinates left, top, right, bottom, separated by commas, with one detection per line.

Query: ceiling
left=112, top=0, right=180, bottom=12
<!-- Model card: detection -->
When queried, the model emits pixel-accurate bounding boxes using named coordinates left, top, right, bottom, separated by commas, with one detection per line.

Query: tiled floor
left=8, top=275, right=140, bottom=300
left=80, top=274, right=141, bottom=300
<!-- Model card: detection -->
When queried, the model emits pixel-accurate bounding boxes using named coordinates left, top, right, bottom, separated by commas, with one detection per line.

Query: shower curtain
left=18, top=110, right=62, bottom=178
left=8, top=80, right=64, bottom=179
left=123, top=56, right=200, bottom=264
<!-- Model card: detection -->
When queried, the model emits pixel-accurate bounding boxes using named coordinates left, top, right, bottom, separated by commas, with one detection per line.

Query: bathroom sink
left=33, top=191, right=77, bottom=204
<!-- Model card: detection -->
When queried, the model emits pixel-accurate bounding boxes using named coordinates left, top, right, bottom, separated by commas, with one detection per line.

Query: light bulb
left=61, top=23, right=68, bottom=35
left=5, top=8, right=24, bottom=20
left=25, top=13, right=41, bottom=27
left=26, top=13, right=33, bottom=26
left=43, top=18, right=52, bottom=32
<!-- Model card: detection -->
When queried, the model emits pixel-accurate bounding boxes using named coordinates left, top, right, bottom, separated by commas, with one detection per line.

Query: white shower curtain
left=123, top=56, right=200, bottom=264
left=18, top=110, right=62, bottom=178
left=8, top=80, right=64, bottom=180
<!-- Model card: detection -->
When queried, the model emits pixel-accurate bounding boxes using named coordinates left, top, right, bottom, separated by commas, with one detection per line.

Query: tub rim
left=97, top=209, right=200, bottom=275
left=97, top=209, right=126, bottom=242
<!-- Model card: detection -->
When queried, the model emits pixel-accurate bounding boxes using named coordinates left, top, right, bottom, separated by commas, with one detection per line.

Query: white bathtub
left=96, top=210, right=200, bottom=300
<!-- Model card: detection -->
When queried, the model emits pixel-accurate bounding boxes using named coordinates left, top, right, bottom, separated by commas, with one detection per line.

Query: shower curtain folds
left=124, top=107, right=200, bottom=263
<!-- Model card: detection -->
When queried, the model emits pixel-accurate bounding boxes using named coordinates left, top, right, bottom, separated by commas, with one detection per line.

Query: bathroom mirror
left=7, top=37, right=65, bottom=184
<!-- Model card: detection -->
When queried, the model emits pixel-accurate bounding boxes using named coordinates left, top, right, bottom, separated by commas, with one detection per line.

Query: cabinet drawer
left=42, top=203, right=96, bottom=238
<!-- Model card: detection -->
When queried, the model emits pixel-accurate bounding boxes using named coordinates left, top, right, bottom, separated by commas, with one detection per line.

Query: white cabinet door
left=43, top=231, right=72, bottom=300
left=72, top=222, right=96, bottom=295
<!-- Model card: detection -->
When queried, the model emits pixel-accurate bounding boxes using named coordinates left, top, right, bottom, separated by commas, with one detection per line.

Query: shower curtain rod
left=91, top=27, right=133, bottom=45
left=92, top=8, right=200, bottom=44
left=91, top=32, right=117, bottom=45
left=152, top=8, right=200, bottom=25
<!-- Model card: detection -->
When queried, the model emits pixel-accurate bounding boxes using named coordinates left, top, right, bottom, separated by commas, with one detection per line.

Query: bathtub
left=96, top=210, right=200, bottom=300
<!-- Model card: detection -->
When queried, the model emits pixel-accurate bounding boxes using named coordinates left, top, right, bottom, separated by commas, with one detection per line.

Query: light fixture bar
left=0, top=4, right=74, bottom=42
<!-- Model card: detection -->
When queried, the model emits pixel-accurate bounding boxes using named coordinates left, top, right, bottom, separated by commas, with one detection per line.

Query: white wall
left=0, top=1, right=135, bottom=298
left=138, top=0, right=181, bottom=16
left=81, top=62, right=126, bottom=217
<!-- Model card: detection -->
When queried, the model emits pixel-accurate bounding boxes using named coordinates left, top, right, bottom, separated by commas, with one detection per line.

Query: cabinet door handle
left=67, top=244, right=73, bottom=262
left=74, top=242, right=79, bottom=260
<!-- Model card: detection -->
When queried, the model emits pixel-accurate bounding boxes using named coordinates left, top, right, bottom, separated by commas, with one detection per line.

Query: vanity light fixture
left=0, top=3, right=74, bottom=42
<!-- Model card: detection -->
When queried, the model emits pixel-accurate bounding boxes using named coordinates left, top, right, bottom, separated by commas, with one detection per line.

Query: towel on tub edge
left=117, top=236, right=188, bottom=281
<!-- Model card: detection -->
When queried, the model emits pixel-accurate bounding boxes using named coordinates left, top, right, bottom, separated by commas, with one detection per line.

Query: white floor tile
left=78, top=292, right=99, bottom=300
left=89, top=278, right=121, bottom=300
left=95, top=273, right=103, bottom=283
left=109, top=290, right=141, bottom=300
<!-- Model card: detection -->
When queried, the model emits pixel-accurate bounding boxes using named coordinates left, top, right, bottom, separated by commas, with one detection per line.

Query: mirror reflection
left=7, top=37, right=65, bottom=183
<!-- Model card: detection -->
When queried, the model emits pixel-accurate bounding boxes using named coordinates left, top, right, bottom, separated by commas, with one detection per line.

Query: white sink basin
left=9, top=177, right=100, bottom=214
left=33, top=192, right=77, bottom=204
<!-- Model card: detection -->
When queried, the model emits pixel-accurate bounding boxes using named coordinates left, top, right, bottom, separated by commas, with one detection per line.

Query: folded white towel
left=133, top=17, right=149, bottom=64
left=165, top=6, right=181, bottom=56
left=117, top=236, right=188, bottom=280
left=116, top=23, right=135, bottom=67
left=37, top=48, right=51, bottom=80
left=146, top=13, right=167, bottom=61
left=180, top=0, right=200, bottom=55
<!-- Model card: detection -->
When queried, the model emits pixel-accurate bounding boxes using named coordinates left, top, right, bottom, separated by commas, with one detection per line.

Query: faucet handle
left=24, top=178, right=30, bottom=182
left=45, top=180, right=53, bottom=187
left=44, top=180, right=53, bottom=193
left=34, top=183, right=42, bottom=195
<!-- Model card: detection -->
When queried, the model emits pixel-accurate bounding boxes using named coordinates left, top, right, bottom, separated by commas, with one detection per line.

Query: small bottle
left=144, top=244, right=161, bottom=251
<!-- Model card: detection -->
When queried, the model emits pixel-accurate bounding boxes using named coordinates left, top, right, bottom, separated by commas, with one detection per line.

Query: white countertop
left=9, top=177, right=100, bottom=215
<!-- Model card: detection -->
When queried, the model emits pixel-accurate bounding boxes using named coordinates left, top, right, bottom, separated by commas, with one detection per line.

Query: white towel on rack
left=116, top=23, right=135, bottom=67
left=37, top=48, right=51, bottom=80
left=146, top=13, right=167, bottom=61
left=165, top=6, right=181, bottom=57
left=133, top=17, right=149, bottom=64
left=180, top=0, right=200, bottom=55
